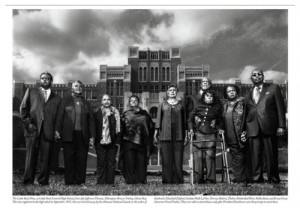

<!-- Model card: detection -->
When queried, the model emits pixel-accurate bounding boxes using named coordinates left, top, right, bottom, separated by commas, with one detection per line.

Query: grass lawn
left=13, top=173, right=288, bottom=195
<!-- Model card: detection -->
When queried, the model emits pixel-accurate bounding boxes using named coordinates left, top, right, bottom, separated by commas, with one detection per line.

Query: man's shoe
left=204, top=180, right=216, bottom=184
left=268, top=179, right=280, bottom=184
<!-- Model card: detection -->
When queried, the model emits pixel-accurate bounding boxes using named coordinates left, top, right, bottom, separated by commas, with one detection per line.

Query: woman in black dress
left=120, top=95, right=154, bottom=184
left=223, top=84, right=251, bottom=184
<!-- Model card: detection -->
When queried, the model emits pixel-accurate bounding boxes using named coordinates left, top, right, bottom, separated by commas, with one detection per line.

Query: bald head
left=251, top=69, right=264, bottom=86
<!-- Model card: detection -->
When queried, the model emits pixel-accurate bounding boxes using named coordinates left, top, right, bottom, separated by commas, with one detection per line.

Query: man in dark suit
left=93, top=94, right=121, bottom=185
left=245, top=69, right=286, bottom=183
left=60, top=80, right=95, bottom=185
left=20, top=72, right=63, bottom=186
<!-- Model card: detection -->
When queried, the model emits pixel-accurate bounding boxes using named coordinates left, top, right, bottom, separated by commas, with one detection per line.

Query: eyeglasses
left=41, top=77, right=51, bottom=80
left=251, top=73, right=263, bottom=77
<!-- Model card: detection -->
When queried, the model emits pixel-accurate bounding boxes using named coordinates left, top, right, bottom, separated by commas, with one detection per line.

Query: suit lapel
left=46, top=91, right=55, bottom=103
left=38, top=87, right=46, bottom=103
left=247, top=88, right=256, bottom=106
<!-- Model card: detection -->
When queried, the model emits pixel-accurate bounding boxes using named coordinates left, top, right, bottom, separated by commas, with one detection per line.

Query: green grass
left=13, top=173, right=288, bottom=195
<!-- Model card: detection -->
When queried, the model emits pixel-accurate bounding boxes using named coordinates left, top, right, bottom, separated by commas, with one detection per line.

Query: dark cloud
left=13, top=9, right=41, bottom=16
left=113, top=10, right=174, bottom=44
left=12, top=9, right=287, bottom=83
left=13, top=10, right=110, bottom=65
left=181, top=10, right=288, bottom=80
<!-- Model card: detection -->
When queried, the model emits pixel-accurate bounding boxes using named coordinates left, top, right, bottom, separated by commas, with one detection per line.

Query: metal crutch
left=220, top=132, right=230, bottom=184
left=189, top=131, right=194, bottom=185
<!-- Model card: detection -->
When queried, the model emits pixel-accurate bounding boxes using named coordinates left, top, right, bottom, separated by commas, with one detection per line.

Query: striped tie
left=43, top=90, right=47, bottom=102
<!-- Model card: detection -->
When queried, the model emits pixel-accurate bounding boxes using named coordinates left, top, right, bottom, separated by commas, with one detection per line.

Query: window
left=162, top=67, right=171, bottom=82
left=161, top=84, right=167, bottom=92
left=195, top=82, right=200, bottom=94
left=155, top=67, right=159, bottom=81
left=107, top=82, right=114, bottom=95
left=139, top=51, right=147, bottom=59
left=138, top=85, right=143, bottom=93
left=116, top=103, right=124, bottom=114
left=138, top=67, right=147, bottom=82
left=143, top=67, right=147, bottom=81
left=166, top=67, right=170, bottom=81
left=143, top=85, right=148, bottom=92
left=85, top=90, right=91, bottom=99
left=150, top=107, right=158, bottom=118
left=150, top=85, right=154, bottom=93
left=150, top=67, right=154, bottom=81
left=150, top=52, right=158, bottom=59
left=150, top=67, right=159, bottom=82
left=162, top=67, right=165, bottom=81
left=186, top=82, right=193, bottom=95
left=139, top=67, right=143, bottom=81
left=162, top=51, right=170, bottom=59
left=116, top=82, right=123, bottom=96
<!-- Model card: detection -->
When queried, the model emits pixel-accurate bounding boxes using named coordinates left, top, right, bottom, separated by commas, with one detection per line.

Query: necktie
left=43, top=90, right=47, bottom=102
left=253, top=86, right=261, bottom=104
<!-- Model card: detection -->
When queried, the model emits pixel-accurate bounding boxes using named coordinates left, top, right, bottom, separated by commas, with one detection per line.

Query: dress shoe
left=204, top=179, right=216, bottom=184
left=22, top=182, right=33, bottom=186
left=251, top=178, right=265, bottom=183
left=38, top=183, right=49, bottom=187
left=268, top=179, right=280, bottom=184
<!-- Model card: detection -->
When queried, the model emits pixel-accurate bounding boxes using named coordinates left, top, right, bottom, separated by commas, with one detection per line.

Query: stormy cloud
left=13, top=9, right=288, bottom=84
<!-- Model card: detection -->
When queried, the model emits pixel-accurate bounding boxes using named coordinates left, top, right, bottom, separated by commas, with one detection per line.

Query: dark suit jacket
left=244, top=83, right=286, bottom=137
left=60, top=95, right=95, bottom=146
left=20, top=87, right=63, bottom=141
left=93, top=107, right=120, bottom=145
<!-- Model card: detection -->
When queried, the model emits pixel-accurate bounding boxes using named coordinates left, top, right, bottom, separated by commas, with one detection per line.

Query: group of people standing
left=20, top=68, right=286, bottom=187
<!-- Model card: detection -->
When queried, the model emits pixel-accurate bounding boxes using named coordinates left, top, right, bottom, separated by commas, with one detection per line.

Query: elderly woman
left=154, top=84, right=187, bottom=184
left=120, top=95, right=154, bottom=184
left=187, top=90, right=223, bottom=184
left=60, top=80, right=95, bottom=185
left=223, top=84, right=251, bottom=184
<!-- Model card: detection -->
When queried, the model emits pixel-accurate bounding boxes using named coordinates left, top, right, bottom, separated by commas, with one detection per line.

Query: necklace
left=228, top=101, right=235, bottom=108
left=167, top=99, right=178, bottom=105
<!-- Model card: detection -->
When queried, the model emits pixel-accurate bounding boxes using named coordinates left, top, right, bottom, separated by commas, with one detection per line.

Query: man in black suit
left=245, top=69, right=286, bottom=183
left=20, top=72, right=63, bottom=186
left=60, top=80, right=95, bottom=185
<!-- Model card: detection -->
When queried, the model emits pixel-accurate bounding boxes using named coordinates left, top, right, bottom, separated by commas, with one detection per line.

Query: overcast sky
left=13, top=9, right=288, bottom=84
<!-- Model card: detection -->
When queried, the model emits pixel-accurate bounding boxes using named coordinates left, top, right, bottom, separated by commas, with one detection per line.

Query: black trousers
left=193, top=133, right=216, bottom=183
left=23, top=131, right=53, bottom=185
left=160, top=141, right=184, bottom=184
left=227, top=143, right=249, bottom=182
left=95, top=143, right=117, bottom=184
left=122, top=140, right=147, bottom=184
left=63, top=131, right=89, bottom=185
left=50, top=140, right=61, bottom=173
left=249, top=132, right=280, bottom=183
